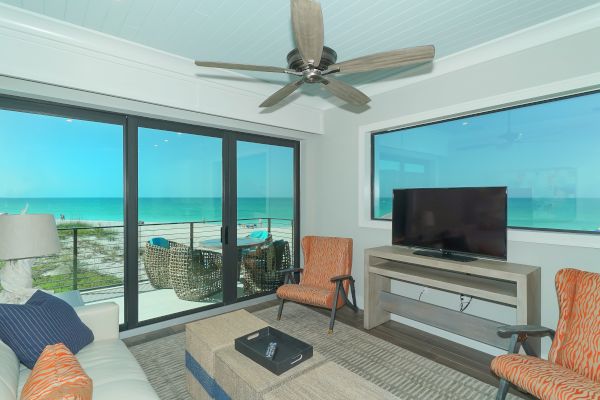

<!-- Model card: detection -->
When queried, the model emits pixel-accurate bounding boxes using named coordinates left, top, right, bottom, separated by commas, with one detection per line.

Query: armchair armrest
left=497, top=324, right=555, bottom=357
left=330, top=274, right=354, bottom=282
left=75, top=302, right=119, bottom=342
left=277, top=268, right=303, bottom=274
left=497, top=325, right=555, bottom=339
left=278, top=268, right=303, bottom=284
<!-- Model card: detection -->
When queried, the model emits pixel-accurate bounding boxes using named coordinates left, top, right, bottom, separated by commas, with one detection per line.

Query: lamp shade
left=0, top=214, right=60, bottom=260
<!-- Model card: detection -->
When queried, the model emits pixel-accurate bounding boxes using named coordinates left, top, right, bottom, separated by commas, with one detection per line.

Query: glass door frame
left=225, top=133, right=300, bottom=305
left=126, top=118, right=300, bottom=328
left=126, top=117, right=229, bottom=329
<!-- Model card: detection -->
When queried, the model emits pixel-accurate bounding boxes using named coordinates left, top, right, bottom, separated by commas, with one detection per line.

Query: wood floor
left=124, top=299, right=534, bottom=399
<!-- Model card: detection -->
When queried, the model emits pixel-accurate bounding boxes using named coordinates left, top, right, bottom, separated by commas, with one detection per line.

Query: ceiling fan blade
left=291, top=0, right=324, bottom=66
left=329, top=45, right=435, bottom=74
left=194, top=61, right=288, bottom=73
left=259, top=80, right=304, bottom=107
left=320, top=77, right=371, bottom=106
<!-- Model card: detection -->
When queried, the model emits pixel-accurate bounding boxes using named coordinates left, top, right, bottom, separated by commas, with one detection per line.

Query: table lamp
left=0, top=214, right=60, bottom=303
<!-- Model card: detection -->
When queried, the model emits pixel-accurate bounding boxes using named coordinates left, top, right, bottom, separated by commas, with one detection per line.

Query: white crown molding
left=0, top=3, right=325, bottom=134
left=324, top=2, right=600, bottom=110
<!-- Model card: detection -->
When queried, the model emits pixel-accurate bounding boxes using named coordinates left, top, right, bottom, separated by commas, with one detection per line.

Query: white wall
left=305, top=8, right=600, bottom=356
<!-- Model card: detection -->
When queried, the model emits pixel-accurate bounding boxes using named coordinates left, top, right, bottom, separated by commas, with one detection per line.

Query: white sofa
left=0, top=302, right=160, bottom=400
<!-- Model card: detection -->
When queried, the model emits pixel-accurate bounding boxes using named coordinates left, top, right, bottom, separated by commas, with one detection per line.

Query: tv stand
left=412, top=249, right=476, bottom=262
left=364, top=246, right=541, bottom=353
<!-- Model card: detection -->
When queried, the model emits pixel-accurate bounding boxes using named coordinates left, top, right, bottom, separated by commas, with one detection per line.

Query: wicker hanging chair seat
left=168, top=243, right=223, bottom=302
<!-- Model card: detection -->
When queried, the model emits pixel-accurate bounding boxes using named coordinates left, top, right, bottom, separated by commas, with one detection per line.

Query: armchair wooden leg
left=349, top=278, right=358, bottom=312
left=329, top=282, right=341, bottom=334
left=522, top=340, right=538, bottom=357
left=277, top=298, right=285, bottom=321
left=496, top=379, right=510, bottom=400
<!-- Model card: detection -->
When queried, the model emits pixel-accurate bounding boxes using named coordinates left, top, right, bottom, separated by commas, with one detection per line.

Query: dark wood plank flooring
left=124, top=300, right=533, bottom=399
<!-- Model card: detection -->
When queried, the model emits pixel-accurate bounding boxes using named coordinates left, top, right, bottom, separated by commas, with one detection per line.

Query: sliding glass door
left=235, top=139, right=297, bottom=300
left=137, top=123, right=224, bottom=323
left=0, top=95, right=299, bottom=330
left=0, top=99, right=126, bottom=323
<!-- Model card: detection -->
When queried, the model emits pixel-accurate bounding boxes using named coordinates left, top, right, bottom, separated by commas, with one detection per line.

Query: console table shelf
left=364, top=246, right=541, bottom=352
left=370, top=262, right=518, bottom=306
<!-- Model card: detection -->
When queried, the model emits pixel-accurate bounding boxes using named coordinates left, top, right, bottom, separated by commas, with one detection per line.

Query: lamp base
left=0, top=259, right=37, bottom=304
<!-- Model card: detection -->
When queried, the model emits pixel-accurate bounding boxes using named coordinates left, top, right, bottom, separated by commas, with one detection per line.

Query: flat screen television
left=392, top=187, right=507, bottom=261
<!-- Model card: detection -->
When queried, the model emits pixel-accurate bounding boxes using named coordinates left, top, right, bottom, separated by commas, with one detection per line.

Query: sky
left=0, top=110, right=293, bottom=198
left=374, top=90, right=600, bottom=203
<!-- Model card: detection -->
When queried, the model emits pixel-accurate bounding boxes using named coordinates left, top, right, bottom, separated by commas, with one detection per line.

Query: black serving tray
left=235, top=327, right=313, bottom=375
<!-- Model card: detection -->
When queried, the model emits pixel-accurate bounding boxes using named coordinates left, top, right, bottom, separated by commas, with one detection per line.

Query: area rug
left=129, top=303, right=517, bottom=400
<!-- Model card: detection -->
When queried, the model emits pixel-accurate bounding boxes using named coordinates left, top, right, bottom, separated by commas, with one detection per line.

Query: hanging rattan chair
left=168, top=243, right=223, bottom=301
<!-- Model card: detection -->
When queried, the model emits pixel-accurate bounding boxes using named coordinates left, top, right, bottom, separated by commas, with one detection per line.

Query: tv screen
left=392, top=187, right=507, bottom=260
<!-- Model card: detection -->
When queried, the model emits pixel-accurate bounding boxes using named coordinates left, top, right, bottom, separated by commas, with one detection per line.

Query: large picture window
left=372, top=91, right=600, bottom=233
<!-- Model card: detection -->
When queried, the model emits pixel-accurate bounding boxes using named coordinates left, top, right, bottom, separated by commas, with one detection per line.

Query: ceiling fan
left=194, top=0, right=435, bottom=108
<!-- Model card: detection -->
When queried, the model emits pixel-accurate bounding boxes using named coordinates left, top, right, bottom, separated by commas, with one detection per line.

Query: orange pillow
left=21, top=343, right=92, bottom=400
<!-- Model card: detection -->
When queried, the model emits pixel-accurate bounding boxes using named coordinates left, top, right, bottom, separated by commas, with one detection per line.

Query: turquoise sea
left=0, top=197, right=294, bottom=223
left=375, top=197, right=600, bottom=232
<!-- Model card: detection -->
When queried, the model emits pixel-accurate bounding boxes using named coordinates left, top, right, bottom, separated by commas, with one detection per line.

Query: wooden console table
left=364, top=246, right=541, bottom=353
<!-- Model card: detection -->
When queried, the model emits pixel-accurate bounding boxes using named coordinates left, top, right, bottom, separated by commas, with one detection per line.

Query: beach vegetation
left=33, top=269, right=123, bottom=293
left=57, top=221, right=120, bottom=241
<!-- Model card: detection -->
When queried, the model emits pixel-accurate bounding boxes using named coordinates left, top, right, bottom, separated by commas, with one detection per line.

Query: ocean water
left=375, top=197, right=600, bottom=232
left=0, top=197, right=294, bottom=223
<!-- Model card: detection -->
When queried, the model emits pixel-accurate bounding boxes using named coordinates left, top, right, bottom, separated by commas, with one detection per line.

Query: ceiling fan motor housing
left=287, top=46, right=338, bottom=70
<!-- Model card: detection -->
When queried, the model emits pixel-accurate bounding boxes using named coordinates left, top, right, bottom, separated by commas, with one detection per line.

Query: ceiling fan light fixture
left=194, top=0, right=435, bottom=108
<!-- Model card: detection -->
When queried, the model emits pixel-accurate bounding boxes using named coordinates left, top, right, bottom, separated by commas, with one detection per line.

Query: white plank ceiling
left=2, top=0, right=599, bottom=101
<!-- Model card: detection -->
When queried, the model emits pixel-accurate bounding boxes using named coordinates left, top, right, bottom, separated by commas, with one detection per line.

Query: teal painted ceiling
left=3, top=0, right=599, bottom=90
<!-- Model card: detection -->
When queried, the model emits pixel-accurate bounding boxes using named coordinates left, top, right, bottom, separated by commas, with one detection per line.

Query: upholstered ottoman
left=185, top=310, right=268, bottom=400
left=264, top=361, right=398, bottom=400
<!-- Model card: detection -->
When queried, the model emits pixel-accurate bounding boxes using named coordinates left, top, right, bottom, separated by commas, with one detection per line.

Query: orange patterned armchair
left=276, top=236, right=357, bottom=333
left=491, top=268, right=600, bottom=400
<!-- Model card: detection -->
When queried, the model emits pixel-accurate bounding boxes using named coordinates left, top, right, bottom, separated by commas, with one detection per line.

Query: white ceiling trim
left=0, top=3, right=325, bottom=133
left=0, top=3, right=323, bottom=111
left=337, top=2, right=600, bottom=109
left=1, top=2, right=599, bottom=114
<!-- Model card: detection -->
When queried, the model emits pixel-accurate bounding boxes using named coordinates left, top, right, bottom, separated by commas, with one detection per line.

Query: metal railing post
left=190, top=222, right=194, bottom=251
left=72, top=228, right=78, bottom=291
left=267, top=217, right=272, bottom=233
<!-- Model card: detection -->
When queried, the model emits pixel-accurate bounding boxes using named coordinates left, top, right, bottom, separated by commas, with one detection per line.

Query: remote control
left=265, top=342, right=278, bottom=359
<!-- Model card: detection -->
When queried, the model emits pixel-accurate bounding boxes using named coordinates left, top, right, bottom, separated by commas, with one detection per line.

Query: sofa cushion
left=0, top=290, right=94, bottom=369
left=18, top=339, right=159, bottom=400
left=21, top=343, right=92, bottom=400
left=0, top=339, right=19, bottom=400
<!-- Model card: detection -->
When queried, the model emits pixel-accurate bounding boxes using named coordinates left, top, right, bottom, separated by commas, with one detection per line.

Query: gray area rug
left=129, top=303, right=517, bottom=400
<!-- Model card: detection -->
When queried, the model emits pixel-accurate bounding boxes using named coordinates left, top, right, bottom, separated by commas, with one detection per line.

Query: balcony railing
left=23, top=217, right=294, bottom=300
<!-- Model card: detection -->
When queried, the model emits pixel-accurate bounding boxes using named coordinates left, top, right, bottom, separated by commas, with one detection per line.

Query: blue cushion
left=149, top=237, right=170, bottom=248
left=248, top=231, right=268, bottom=240
left=0, top=290, right=94, bottom=369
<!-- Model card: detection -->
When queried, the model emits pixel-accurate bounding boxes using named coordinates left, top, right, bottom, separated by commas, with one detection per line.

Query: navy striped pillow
left=0, top=290, right=94, bottom=369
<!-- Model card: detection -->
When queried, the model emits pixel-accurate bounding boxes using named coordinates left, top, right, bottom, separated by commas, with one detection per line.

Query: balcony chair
left=242, top=239, right=291, bottom=294
left=276, top=236, right=357, bottom=333
left=142, top=238, right=174, bottom=289
left=168, top=243, right=223, bottom=302
left=491, top=268, right=600, bottom=400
